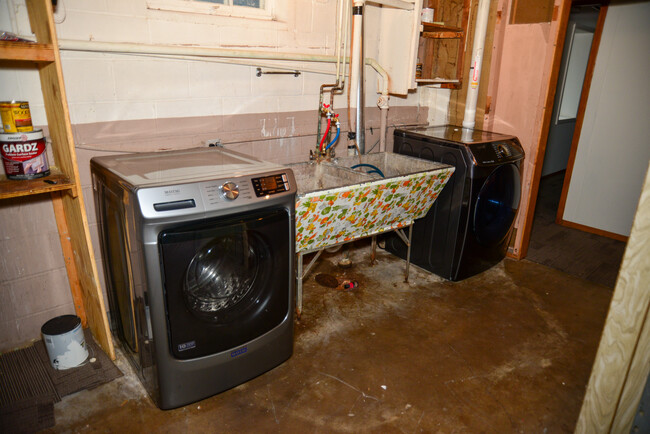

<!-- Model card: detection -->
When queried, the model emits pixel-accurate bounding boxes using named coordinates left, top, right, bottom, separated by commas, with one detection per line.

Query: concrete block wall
left=0, top=196, right=75, bottom=350
left=0, top=0, right=445, bottom=351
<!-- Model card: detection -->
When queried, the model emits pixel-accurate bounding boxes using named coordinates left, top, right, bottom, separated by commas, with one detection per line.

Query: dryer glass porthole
left=473, top=164, right=521, bottom=247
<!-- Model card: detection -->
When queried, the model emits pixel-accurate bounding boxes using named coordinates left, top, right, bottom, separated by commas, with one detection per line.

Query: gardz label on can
left=0, top=129, right=50, bottom=180
left=0, top=101, right=33, bottom=133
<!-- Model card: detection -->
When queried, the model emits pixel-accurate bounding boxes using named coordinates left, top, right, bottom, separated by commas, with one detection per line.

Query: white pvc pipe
left=350, top=2, right=363, bottom=127
left=462, top=0, right=491, bottom=129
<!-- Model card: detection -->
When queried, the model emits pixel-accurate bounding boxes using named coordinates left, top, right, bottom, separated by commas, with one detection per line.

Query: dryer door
left=159, top=207, right=291, bottom=360
left=473, top=164, right=521, bottom=247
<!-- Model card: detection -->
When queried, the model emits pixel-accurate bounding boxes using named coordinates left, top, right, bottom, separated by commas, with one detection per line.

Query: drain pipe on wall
left=462, top=0, right=491, bottom=130
left=366, top=57, right=390, bottom=153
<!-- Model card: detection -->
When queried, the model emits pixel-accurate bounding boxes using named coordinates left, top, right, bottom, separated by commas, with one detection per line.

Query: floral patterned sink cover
left=295, top=165, right=455, bottom=253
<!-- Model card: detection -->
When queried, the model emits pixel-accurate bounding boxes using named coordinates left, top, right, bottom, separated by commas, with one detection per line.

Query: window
left=147, top=0, right=274, bottom=20
left=199, top=0, right=264, bottom=8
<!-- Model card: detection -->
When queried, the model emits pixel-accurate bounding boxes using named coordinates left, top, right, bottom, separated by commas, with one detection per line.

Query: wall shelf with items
left=416, top=0, right=470, bottom=88
left=0, top=170, right=75, bottom=200
left=0, top=0, right=114, bottom=359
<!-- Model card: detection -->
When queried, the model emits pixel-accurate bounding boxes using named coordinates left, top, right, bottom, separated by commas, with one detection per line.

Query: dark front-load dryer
left=387, top=125, right=524, bottom=281
left=91, top=147, right=296, bottom=409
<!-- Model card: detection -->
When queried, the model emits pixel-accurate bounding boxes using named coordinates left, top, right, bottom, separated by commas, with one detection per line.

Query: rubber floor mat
left=0, top=345, right=58, bottom=433
left=0, top=329, right=122, bottom=433
left=34, top=328, right=123, bottom=398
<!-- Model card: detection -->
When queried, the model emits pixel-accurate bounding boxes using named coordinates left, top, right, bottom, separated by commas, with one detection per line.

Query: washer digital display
left=252, top=173, right=289, bottom=197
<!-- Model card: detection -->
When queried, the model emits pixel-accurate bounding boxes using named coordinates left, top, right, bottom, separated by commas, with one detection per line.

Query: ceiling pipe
left=462, top=0, right=491, bottom=130
left=59, top=39, right=342, bottom=63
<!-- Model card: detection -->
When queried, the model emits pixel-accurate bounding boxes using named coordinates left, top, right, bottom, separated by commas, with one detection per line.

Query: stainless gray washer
left=91, top=147, right=296, bottom=409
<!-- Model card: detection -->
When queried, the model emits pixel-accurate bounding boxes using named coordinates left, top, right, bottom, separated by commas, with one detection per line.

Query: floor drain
left=315, top=273, right=338, bottom=288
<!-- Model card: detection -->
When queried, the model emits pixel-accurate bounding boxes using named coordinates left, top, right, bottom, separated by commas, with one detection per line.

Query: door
left=158, top=207, right=291, bottom=360
left=542, top=6, right=598, bottom=177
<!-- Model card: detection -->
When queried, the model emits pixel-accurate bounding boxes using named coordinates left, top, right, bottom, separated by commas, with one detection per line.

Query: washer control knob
left=221, top=182, right=239, bottom=200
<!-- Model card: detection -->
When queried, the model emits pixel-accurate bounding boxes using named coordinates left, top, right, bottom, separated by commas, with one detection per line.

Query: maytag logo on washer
left=230, top=346, right=247, bottom=358
left=164, top=188, right=181, bottom=195
left=178, top=340, right=196, bottom=352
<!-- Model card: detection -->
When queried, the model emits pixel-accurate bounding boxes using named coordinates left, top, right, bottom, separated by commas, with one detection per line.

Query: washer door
left=473, top=164, right=521, bottom=247
left=183, top=231, right=266, bottom=321
left=159, top=207, right=291, bottom=360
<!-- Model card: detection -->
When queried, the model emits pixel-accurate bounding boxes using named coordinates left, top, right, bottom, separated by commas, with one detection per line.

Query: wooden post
left=25, top=0, right=115, bottom=360
left=575, top=163, right=650, bottom=432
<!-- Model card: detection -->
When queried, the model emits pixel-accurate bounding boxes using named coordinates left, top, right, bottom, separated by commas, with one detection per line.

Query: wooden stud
left=51, top=191, right=87, bottom=326
left=514, top=0, right=573, bottom=260
left=575, top=164, right=650, bottom=432
left=23, top=0, right=115, bottom=360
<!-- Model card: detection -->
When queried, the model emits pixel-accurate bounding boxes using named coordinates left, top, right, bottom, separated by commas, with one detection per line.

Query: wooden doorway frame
left=553, top=3, right=629, bottom=242
left=517, top=0, right=613, bottom=259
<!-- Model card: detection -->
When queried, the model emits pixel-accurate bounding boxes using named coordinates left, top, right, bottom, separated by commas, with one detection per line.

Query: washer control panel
left=251, top=173, right=290, bottom=197
left=137, top=170, right=294, bottom=219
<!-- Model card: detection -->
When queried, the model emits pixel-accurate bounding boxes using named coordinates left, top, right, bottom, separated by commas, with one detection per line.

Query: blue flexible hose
left=351, top=163, right=385, bottom=178
left=325, top=125, right=340, bottom=150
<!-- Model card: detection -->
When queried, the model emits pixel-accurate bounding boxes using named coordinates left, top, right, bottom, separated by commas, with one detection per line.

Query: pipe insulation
left=462, top=0, right=491, bottom=129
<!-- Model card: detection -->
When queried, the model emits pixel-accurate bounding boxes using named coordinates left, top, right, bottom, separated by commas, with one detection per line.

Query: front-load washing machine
left=387, top=125, right=524, bottom=281
left=91, top=147, right=296, bottom=409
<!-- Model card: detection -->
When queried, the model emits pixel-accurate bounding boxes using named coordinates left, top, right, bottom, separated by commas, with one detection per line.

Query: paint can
left=421, top=7, right=434, bottom=22
left=41, top=315, right=89, bottom=370
left=0, top=129, right=50, bottom=180
left=0, top=101, right=33, bottom=133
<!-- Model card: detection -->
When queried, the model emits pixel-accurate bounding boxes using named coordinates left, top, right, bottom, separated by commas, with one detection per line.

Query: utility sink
left=289, top=160, right=373, bottom=196
left=289, top=152, right=455, bottom=253
left=330, top=152, right=447, bottom=179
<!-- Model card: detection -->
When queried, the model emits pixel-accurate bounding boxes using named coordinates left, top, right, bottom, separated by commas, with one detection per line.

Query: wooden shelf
left=415, top=78, right=461, bottom=84
left=0, top=40, right=55, bottom=62
left=417, top=0, right=470, bottom=87
left=421, top=22, right=464, bottom=38
left=0, top=0, right=115, bottom=361
left=0, top=170, right=75, bottom=200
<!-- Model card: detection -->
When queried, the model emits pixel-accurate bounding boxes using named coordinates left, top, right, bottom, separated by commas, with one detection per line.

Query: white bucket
left=41, top=315, right=89, bottom=370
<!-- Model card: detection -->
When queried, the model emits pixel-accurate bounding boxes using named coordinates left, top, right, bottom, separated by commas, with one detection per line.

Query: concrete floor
left=45, top=243, right=612, bottom=433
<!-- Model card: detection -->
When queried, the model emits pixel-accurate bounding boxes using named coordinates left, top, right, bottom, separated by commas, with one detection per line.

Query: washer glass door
left=473, top=164, right=521, bottom=247
left=159, top=207, right=291, bottom=359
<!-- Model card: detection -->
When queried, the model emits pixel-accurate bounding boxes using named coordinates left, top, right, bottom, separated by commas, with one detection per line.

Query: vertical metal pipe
left=296, top=252, right=303, bottom=317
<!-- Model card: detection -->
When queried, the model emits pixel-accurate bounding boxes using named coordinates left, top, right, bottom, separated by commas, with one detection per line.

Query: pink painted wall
left=484, top=0, right=564, bottom=257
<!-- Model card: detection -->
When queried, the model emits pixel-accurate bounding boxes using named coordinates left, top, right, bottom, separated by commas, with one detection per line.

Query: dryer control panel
left=469, top=140, right=524, bottom=166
